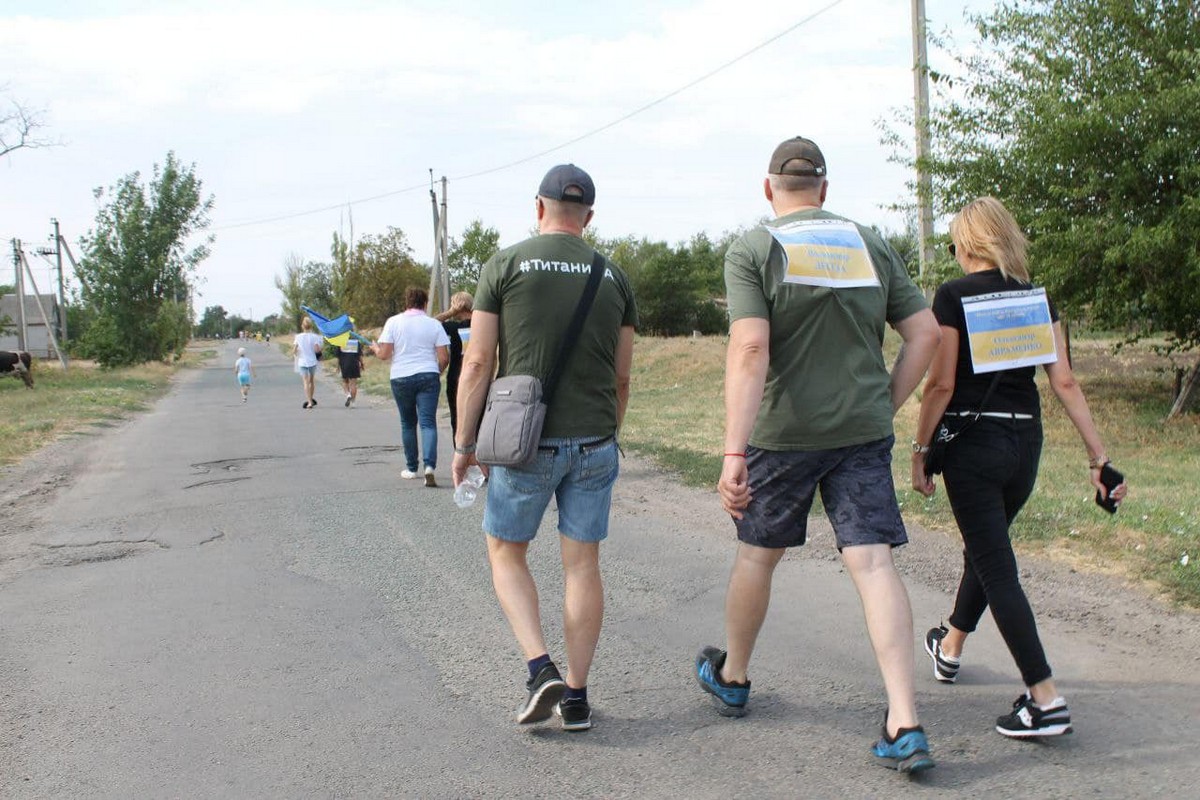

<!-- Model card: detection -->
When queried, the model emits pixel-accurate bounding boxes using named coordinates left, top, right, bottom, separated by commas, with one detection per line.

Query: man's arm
left=436, top=345, right=450, bottom=373
left=451, top=310, right=499, bottom=486
left=719, top=317, right=770, bottom=519
left=614, top=326, right=635, bottom=432
left=889, top=308, right=941, bottom=413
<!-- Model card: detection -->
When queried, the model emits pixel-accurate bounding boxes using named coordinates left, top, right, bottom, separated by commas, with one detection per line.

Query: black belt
left=538, top=434, right=615, bottom=454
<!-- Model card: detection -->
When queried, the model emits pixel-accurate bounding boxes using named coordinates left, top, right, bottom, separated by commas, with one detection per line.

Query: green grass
left=0, top=352, right=200, bottom=466
left=622, top=333, right=1200, bottom=607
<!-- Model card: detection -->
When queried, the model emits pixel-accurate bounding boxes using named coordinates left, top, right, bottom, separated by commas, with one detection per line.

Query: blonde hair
left=300, top=316, right=313, bottom=331
left=949, top=196, right=1031, bottom=283
left=436, top=292, right=474, bottom=321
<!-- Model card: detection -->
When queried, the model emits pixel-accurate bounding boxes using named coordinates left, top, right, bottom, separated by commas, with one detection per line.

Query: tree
left=1, top=91, right=54, bottom=159
left=274, top=254, right=334, bottom=331
left=902, top=0, right=1200, bottom=411
left=446, top=219, right=500, bottom=293
left=195, top=305, right=229, bottom=338
left=75, top=152, right=213, bottom=366
left=340, top=227, right=428, bottom=327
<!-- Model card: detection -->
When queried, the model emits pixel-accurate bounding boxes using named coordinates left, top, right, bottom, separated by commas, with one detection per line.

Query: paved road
left=1, top=341, right=1198, bottom=798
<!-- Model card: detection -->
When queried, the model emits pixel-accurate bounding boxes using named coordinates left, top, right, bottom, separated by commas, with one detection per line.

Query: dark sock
left=528, top=654, right=552, bottom=679
left=563, top=685, right=587, bottom=703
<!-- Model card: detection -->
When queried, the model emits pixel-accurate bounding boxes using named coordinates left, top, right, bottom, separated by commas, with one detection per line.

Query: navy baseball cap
left=538, top=164, right=596, bottom=205
left=768, top=137, right=827, bottom=177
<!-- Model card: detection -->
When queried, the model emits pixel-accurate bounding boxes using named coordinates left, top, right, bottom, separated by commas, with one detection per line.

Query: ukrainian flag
left=301, top=305, right=369, bottom=349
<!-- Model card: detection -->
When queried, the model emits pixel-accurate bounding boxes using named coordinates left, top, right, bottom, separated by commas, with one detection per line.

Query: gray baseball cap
left=538, top=164, right=596, bottom=205
left=768, top=137, right=827, bottom=177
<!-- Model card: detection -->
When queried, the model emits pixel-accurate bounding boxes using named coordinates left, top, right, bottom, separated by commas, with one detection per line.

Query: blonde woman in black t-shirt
left=910, top=196, right=1127, bottom=738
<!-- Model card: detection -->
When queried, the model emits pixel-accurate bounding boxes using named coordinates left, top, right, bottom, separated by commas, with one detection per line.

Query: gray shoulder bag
left=475, top=252, right=606, bottom=467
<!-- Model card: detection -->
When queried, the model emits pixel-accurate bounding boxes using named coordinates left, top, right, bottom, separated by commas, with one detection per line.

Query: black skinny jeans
left=942, top=417, right=1052, bottom=687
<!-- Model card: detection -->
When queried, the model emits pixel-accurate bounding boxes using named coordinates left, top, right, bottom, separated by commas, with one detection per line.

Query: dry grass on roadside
left=624, top=334, right=1200, bottom=607
left=0, top=351, right=206, bottom=467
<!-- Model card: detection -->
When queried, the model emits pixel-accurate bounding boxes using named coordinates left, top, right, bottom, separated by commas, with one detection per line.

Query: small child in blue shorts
left=234, top=347, right=255, bottom=402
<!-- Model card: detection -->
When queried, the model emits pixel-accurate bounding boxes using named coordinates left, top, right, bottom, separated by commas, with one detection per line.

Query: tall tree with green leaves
left=76, top=152, right=213, bottom=366
left=340, top=227, right=428, bottom=327
left=274, top=254, right=334, bottom=331
left=904, top=0, right=1200, bottom=411
left=447, top=219, right=501, bottom=293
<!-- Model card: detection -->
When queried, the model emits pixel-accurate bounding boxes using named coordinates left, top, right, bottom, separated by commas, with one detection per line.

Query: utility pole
left=427, top=172, right=451, bottom=315
left=912, top=0, right=935, bottom=296
left=438, top=175, right=450, bottom=312
left=17, top=248, right=67, bottom=368
left=12, top=239, right=28, bottom=351
left=52, top=218, right=67, bottom=346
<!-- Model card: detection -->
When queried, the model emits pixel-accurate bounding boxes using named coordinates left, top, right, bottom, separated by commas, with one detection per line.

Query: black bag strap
left=543, top=251, right=605, bottom=406
left=968, top=371, right=1004, bottom=421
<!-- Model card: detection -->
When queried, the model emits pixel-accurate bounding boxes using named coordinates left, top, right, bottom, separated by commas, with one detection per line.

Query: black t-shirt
left=442, top=319, right=469, bottom=384
left=931, top=269, right=1059, bottom=417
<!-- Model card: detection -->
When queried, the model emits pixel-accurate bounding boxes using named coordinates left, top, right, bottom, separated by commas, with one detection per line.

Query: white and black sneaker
left=924, top=625, right=960, bottom=683
left=517, top=662, right=566, bottom=725
left=996, top=694, right=1073, bottom=738
left=555, top=698, right=592, bottom=732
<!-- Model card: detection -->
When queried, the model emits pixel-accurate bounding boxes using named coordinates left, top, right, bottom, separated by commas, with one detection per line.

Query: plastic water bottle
left=453, top=465, right=487, bottom=509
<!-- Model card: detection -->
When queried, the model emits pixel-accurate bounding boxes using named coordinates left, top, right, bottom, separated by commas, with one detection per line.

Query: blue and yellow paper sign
left=766, top=219, right=880, bottom=288
left=962, top=288, right=1058, bottom=374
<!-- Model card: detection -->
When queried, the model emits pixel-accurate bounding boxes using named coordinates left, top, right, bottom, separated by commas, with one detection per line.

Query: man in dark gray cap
left=452, top=164, right=638, bottom=733
left=693, top=136, right=942, bottom=773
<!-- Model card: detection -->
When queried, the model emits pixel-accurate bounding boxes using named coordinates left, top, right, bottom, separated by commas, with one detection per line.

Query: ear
left=819, top=180, right=829, bottom=205
left=583, top=209, right=595, bottom=228
left=763, top=177, right=773, bottom=203
left=535, top=197, right=545, bottom=222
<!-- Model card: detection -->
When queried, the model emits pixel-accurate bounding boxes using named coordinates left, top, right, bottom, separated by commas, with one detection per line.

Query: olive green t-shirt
left=474, top=233, right=638, bottom=438
left=724, top=208, right=927, bottom=450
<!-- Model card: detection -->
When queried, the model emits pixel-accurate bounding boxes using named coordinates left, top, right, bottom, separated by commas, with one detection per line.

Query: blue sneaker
left=695, top=646, right=749, bottom=717
left=872, top=720, right=936, bottom=774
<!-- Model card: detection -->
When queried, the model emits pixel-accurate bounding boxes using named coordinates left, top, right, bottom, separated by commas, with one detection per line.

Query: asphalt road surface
left=2, top=341, right=1198, bottom=799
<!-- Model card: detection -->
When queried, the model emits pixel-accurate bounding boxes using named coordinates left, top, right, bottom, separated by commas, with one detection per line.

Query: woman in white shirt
left=372, top=288, right=450, bottom=486
left=291, top=316, right=324, bottom=409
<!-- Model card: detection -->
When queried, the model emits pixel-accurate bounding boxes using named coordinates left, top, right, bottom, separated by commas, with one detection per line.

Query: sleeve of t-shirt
left=931, top=283, right=959, bottom=328
left=378, top=319, right=397, bottom=345
left=724, top=233, right=769, bottom=322
left=881, top=242, right=928, bottom=324
left=434, top=323, right=450, bottom=347
left=474, top=254, right=503, bottom=314
left=615, top=265, right=639, bottom=328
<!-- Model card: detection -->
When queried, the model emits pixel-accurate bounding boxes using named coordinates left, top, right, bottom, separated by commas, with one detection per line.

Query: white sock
left=1036, top=696, right=1067, bottom=710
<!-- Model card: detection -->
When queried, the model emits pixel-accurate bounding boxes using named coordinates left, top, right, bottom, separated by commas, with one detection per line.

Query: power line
left=210, top=0, right=848, bottom=233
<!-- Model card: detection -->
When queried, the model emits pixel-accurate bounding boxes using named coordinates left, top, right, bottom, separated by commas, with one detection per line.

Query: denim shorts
left=734, top=435, right=907, bottom=551
left=237, top=374, right=251, bottom=386
left=484, top=436, right=619, bottom=543
left=298, top=364, right=317, bottom=376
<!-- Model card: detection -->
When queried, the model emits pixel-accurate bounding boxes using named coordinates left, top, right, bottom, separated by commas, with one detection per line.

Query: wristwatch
left=454, top=443, right=476, bottom=455
left=911, top=440, right=930, bottom=455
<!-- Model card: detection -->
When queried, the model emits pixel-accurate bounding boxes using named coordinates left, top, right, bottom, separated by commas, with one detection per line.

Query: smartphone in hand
left=1095, top=462, right=1124, bottom=514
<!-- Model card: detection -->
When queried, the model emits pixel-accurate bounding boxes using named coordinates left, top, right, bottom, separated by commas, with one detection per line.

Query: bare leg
left=841, top=544, right=919, bottom=736
left=942, top=624, right=968, bottom=658
left=721, top=542, right=786, bottom=683
left=560, top=536, right=603, bottom=688
left=485, top=535, right=547, bottom=660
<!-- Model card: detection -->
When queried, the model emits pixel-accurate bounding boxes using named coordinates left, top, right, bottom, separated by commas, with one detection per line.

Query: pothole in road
left=35, top=540, right=164, bottom=568
left=341, top=445, right=402, bottom=466
left=190, top=455, right=286, bottom=474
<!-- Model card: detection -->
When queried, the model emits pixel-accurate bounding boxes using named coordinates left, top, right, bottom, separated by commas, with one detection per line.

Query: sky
left=0, top=0, right=990, bottom=321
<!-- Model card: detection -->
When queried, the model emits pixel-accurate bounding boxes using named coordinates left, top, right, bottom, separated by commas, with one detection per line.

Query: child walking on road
left=235, top=347, right=255, bottom=402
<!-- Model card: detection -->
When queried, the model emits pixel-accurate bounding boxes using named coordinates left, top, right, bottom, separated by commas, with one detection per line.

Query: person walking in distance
left=333, top=337, right=366, bottom=408
left=234, top=347, right=255, bottom=403
left=292, top=316, right=323, bottom=409
left=911, top=196, right=1127, bottom=738
left=372, top=288, right=450, bottom=487
left=452, top=164, right=637, bottom=732
left=435, top=292, right=474, bottom=439
left=696, top=137, right=942, bottom=773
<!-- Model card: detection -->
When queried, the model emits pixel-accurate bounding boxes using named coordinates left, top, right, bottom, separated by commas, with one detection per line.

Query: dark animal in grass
left=0, top=351, right=34, bottom=388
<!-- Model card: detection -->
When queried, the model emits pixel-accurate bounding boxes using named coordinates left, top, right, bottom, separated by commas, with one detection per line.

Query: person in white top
left=291, top=316, right=324, bottom=409
left=371, top=287, right=450, bottom=486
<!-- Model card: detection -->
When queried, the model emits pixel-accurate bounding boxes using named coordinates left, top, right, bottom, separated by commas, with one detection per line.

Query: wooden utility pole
left=17, top=248, right=68, bottom=368
left=912, top=0, right=935, bottom=295
left=12, top=239, right=28, bottom=351
left=52, top=218, right=67, bottom=345
left=427, top=173, right=451, bottom=315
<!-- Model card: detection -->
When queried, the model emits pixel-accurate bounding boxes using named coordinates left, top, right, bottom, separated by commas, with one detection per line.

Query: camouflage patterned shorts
left=734, top=435, right=907, bottom=551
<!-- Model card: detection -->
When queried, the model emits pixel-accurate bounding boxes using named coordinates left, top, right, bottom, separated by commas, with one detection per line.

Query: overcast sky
left=1, top=0, right=989, bottom=321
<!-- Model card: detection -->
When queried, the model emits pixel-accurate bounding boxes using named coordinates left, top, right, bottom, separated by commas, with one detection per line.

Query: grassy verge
left=622, top=334, right=1200, bottom=607
left=0, top=350, right=208, bottom=467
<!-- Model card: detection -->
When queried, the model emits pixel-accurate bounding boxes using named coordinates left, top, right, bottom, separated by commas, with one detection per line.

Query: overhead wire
left=210, top=0, right=849, bottom=233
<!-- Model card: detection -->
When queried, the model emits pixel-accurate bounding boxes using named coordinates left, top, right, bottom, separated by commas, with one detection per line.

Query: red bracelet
left=724, top=452, right=746, bottom=458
